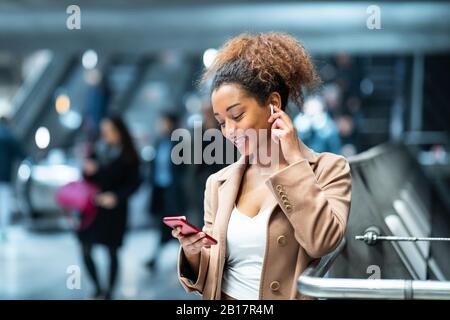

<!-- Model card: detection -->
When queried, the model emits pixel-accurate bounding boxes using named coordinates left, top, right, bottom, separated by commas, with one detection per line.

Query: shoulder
left=312, top=152, right=351, bottom=185
left=315, top=152, right=349, bottom=170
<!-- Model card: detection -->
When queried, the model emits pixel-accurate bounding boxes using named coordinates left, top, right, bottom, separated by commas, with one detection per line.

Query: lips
left=232, top=136, right=246, bottom=149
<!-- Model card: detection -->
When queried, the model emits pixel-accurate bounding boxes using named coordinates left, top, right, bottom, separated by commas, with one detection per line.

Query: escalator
left=298, top=142, right=450, bottom=299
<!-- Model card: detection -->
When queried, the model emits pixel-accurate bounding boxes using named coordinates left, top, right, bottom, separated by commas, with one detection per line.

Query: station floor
left=0, top=226, right=199, bottom=300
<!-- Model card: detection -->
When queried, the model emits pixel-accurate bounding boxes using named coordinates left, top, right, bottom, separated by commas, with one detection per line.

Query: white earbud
left=269, top=104, right=279, bottom=144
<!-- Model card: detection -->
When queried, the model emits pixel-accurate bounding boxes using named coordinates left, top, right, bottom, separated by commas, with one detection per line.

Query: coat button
left=276, top=185, right=283, bottom=192
left=270, top=281, right=280, bottom=291
left=281, top=195, right=288, bottom=201
left=277, top=235, right=287, bottom=246
left=285, top=205, right=292, bottom=212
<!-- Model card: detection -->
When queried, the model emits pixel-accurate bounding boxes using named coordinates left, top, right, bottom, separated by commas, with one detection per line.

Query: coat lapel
left=209, top=155, right=247, bottom=298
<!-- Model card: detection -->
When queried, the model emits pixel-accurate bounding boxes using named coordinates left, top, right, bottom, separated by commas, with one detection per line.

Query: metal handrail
left=297, top=239, right=450, bottom=300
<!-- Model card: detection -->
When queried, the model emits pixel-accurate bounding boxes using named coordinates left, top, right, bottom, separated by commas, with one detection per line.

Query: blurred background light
left=59, top=110, right=82, bottom=130
left=18, top=163, right=32, bottom=181
left=202, top=48, right=217, bottom=68
left=140, top=145, right=156, bottom=162
left=55, top=94, right=70, bottom=114
left=35, top=126, right=50, bottom=149
left=184, top=93, right=202, bottom=114
left=186, top=113, right=203, bottom=128
left=360, top=78, right=374, bottom=96
left=0, top=96, right=10, bottom=117
left=81, top=49, right=98, bottom=70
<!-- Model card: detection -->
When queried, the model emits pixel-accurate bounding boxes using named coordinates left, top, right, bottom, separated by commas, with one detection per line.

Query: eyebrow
left=214, top=103, right=240, bottom=116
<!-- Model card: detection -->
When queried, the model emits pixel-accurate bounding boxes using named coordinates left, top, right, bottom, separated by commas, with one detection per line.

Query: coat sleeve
left=177, top=175, right=215, bottom=294
left=115, top=163, right=141, bottom=203
left=82, top=152, right=106, bottom=184
left=265, top=155, right=351, bottom=259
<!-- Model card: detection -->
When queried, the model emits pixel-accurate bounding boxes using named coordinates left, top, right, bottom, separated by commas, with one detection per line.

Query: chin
left=241, top=142, right=257, bottom=158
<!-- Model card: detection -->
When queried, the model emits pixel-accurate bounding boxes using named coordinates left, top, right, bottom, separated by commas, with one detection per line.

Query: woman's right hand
left=172, top=227, right=211, bottom=256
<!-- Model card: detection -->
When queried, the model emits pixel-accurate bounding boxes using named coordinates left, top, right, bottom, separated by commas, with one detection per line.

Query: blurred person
left=0, top=116, right=26, bottom=241
left=322, top=83, right=342, bottom=117
left=172, top=32, right=352, bottom=300
left=293, top=96, right=342, bottom=154
left=187, top=103, right=227, bottom=227
left=80, top=114, right=141, bottom=299
left=344, top=95, right=363, bottom=152
left=334, top=53, right=362, bottom=103
left=336, top=114, right=359, bottom=157
left=145, top=112, right=186, bottom=272
left=82, top=69, right=111, bottom=147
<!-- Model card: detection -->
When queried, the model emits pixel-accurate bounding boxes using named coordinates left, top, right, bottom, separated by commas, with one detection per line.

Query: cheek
left=248, top=107, right=270, bottom=126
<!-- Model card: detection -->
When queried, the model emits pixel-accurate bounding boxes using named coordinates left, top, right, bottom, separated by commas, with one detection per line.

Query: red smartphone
left=163, top=216, right=218, bottom=245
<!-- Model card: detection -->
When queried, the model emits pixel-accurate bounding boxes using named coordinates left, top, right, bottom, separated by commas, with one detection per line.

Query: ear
left=267, top=92, right=283, bottom=110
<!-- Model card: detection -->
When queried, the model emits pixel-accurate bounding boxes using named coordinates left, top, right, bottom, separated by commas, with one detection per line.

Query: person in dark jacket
left=80, top=114, right=141, bottom=299
left=82, top=69, right=111, bottom=145
left=145, top=112, right=186, bottom=271
left=0, top=116, right=26, bottom=241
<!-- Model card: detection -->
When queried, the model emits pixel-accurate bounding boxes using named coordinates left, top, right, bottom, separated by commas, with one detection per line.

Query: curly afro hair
left=202, top=32, right=321, bottom=111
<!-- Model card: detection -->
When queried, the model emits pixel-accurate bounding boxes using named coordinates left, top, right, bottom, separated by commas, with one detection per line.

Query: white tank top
left=221, top=204, right=272, bottom=300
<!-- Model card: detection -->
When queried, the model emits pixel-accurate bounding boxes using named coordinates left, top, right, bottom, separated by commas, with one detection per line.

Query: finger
left=268, top=113, right=282, bottom=123
left=172, top=227, right=183, bottom=239
left=271, top=118, right=288, bottom=130
left=273, top=105, right=283, bottom=113
left=172, top=228, right=182, bottom=239
left=182, top=232, right=205, bottom=246
left=272, top=105, right=294, bottom=128
left=272, top=127, right=287, bottom=137
left=189, top=238, right=207, bottom=251
left=191, top=237, right=210, bottom=250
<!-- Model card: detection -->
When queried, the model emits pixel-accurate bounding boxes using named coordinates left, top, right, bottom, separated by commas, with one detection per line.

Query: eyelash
left=219, top=113, right=244, bottom=128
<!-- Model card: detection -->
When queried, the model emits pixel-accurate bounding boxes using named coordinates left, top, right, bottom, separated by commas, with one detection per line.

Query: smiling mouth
left=232, top=136, right=246, bottom=148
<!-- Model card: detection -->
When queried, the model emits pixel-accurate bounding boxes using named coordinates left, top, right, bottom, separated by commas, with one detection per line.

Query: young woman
left=80, top=115, right=141, bottom=299
left=173, top=32, right=352, bottom=300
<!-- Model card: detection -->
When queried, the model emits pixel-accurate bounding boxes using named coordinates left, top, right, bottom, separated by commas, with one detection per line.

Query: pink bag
left=55, top=181, right=99, bottom=230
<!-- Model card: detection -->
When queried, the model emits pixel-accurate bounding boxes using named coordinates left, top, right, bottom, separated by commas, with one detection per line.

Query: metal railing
left=297, top=239, right=450, bottom=299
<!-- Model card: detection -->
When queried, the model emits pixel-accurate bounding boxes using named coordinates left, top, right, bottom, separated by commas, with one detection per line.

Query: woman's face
left=211, top=83, right=272, bottom=156
left=100, top=119, right=121, bottom=145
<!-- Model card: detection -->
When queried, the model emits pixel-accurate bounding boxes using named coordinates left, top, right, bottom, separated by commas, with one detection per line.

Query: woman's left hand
left=268, top=105, right=305, bottom=165
left=95, top=192, right=118, bottom=209
left=83, top=159, right=98, bottom=176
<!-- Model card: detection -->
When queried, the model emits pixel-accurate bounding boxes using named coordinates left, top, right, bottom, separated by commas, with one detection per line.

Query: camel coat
left=177, top=141, right=352, bottom=299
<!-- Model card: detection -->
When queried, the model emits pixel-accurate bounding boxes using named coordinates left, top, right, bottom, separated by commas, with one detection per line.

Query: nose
left=223, top=120, right=237, bottom=140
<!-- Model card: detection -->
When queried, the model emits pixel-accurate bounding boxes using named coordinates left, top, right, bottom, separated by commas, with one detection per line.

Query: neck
left=247, top=136, right=288, bottom=175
